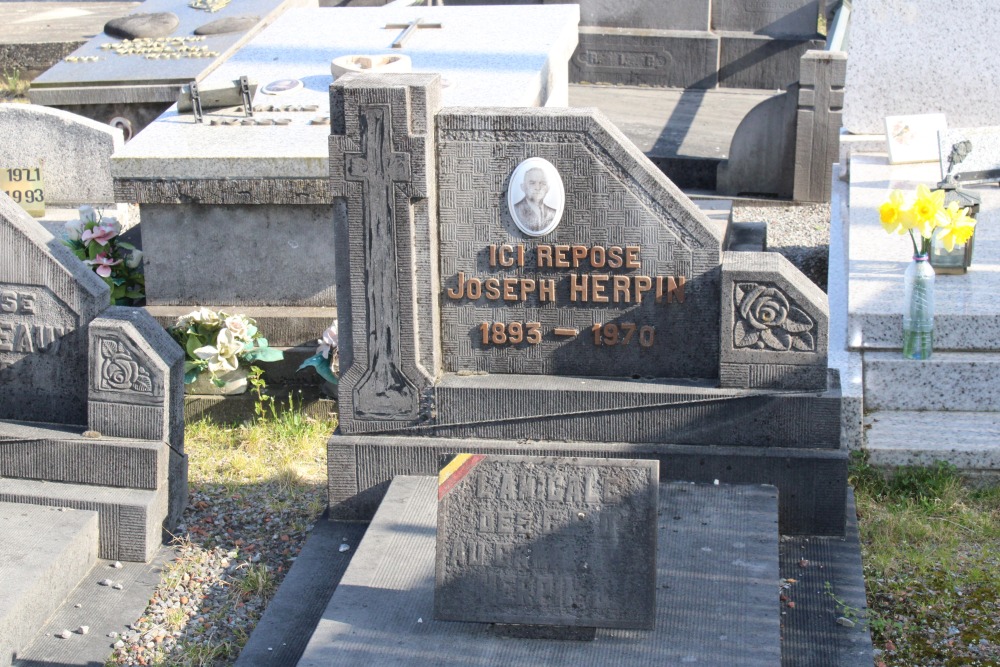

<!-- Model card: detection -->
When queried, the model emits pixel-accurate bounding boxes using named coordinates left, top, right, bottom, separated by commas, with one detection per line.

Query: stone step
left=0, top=478, right=167, bottom=562
left=0, top=421, right=168, bottom=490
left=865, top=411, right=1000, bottom=472
left=146, top=305, right=337, bottom=348
left=299, top=477, right=783, bottom=667
left=864, top=351, right=1000, bottom=412
left=0, top=502, right=99, bottom=666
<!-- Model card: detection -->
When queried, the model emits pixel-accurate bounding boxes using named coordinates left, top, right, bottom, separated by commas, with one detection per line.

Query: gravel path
left=731, top=201, right=831, bottom=292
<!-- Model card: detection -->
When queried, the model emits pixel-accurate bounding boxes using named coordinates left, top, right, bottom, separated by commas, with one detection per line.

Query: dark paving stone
left=194, top=15, right=261, bottom=36
left=103, top=12, right=179, bottom=39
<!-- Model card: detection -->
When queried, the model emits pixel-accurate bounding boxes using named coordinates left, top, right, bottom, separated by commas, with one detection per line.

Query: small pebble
left=113, top=561, right=123, bottom=569
left=113, top=583, right=124, bottom=590
left=339, top=543, right=350, bottom=553
left=115, top=640, right=125, bottom=649
left=74, top=603, right=82, bottom=608
left=57, top=629, right=72, bottom=639
left=98, top=578, right=113, bottom=586
left=836, top=616, right=855, bottom=628
left=77, top=626, right=90, bottom=635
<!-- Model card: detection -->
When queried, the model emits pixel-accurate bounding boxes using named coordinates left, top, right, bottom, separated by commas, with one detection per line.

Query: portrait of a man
left=507, top=158, right=564, bottom=236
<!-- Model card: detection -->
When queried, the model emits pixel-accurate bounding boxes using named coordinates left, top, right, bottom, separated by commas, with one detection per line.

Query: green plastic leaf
left=253, top=347, right=284, bottom=363
left=116, top=241, right=136, bottom=250
left=183, top=368, right=200, bottom=384
left=185, top=336, right=204, bottom=359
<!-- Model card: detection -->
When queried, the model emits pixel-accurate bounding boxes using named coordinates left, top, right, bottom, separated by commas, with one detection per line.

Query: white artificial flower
left=126, top=249, right=143, bottom=269
left=317, top=321, right=338, bottom=359
left=193, top=329, right=242, bottom=373
left=78, top=205, right=97, bottom=224
left=192, top=307, right=221, bottom=327
left=64, top=218, right=84, bottom=241
left=225, top=314, right=251, bottom=341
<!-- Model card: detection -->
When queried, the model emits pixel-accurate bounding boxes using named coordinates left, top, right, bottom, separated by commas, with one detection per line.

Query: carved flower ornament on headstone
left=733, top=283, right=815, bottom=352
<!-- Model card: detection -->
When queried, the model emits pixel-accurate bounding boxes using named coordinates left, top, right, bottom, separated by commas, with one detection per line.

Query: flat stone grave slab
left=28, top=0, right=310, bottom=119
left=435, top=454, right=658, bottom=630
left=114, top=5, right=580, bottom=182
left=298, top=476, right=780, bottom=667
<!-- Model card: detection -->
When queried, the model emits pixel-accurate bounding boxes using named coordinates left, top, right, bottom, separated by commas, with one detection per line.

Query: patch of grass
left=0, top=68, right=29, bottom=102
left=234, top=563, right=277, bottom=601
left=852, top=452, right=1000, bottom=666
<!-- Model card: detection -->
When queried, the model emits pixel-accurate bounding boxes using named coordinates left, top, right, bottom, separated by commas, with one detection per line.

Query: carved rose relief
left=98, top=337, right=153, bottom=393
left=733, top=283, right=815, bottom=352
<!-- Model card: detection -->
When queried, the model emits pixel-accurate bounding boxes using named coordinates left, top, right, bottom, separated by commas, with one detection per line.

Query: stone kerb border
left=720, top=251, right=828, bottom=390
left=0, top=103, right=124, bottom=205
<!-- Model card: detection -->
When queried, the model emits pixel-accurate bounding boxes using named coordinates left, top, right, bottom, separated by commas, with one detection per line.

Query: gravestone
left=112, top=4, right=579, bottom=374
left=28, top=0, right=314, bottom=135
left=327, top=72, right=845, bottom=536
left=843, top=0, right=1000, bottom=136
left=435, top=454, right=658, bottom=630
left=280, top=71, right=872, bottom=667
left=0, top=192, right=186, bottom=562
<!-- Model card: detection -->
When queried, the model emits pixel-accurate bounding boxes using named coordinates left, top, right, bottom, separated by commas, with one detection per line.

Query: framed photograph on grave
left=507, top=158, right=564, bottom=237
left=885, top=113, right=947, bottom=164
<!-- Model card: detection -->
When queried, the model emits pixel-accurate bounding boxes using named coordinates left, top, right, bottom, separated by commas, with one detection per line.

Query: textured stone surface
left=720, top=251, right=829, bottom=390
left=938, top=126, right=1000, bottom=185
left=711, top=0, right=820, bottom=37
left=137, top=204, right=338, bottom=307
left=331, top=73, right=441, bottom=430
left=0, top=103, right=123, bottom=205
left=843, top=0, right=1000, bottom=135
left=88, top=306, right=186, bottom=530
left=0, top=192, right=108, bottom=426
left=0, top=421, right=167, bottom=491
left=103, top=11, right=179, bottom=39
left=0, top=503, right=99, bottom=666
left=864, top=351, right=1000, bottom=412
left=717, top=34, right=823, bottom=90
left=435, top=107, right=724, bottom=381
left=865, top=411, right=1000, bottom=471
left=846, top=156, right=1000, bottom=351
left=793, top=51, right=845, bottom=203
left=0, top=477, right=168, bottom=562
left=575, top=0, right=710, bottom=31
left=194, top=15, right=261, bottom=35
left=435, top=455, right=658, bottom=629
left=302, top=476, right=781, bottom=666
left=328, top=434, right=848, bottom=535
left=570, top=28, right=719, bottom=88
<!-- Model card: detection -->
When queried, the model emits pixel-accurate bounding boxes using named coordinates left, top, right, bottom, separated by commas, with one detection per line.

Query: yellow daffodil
left=910, top=185, right=946, bottom=239
left=936, top=201, right=977, bottom=252
left=879, top=189, right=911, bottom=234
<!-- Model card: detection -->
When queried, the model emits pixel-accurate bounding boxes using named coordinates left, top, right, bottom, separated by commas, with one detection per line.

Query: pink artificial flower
left=85, top=252, right=122, bottom=278
left=81, top=222, right=118, bottom=247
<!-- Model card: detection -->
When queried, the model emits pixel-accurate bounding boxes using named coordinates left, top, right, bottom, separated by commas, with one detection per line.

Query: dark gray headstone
left=571, top=29, right=720, bottom=88
left=0, top=193, right=108, bottom=425
left=194, top=15, right=261, bottom=36
left=104, top=12, right=180, bottom=40
left=435, top=454, right=658, bottom=629
left=711, top=0, right=820, bottom=38
left=575, top=0, right=710, bottom=31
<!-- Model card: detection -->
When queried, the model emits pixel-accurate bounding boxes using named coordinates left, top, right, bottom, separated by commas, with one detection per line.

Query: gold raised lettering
left=625, top=246, right=641, bottom=269
left=570, top=274, right=588, bottom=302
left=634, top=275, right=652, bottom=303
left=446, top=272, right=466, bottom=299
left=591, top=274, right=609, bottom=303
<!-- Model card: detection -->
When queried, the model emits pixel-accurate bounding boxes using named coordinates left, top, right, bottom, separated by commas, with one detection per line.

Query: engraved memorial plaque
left=435, top=454, right=658, bottom=629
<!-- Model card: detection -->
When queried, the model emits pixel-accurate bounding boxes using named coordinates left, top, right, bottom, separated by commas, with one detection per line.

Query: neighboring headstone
left=571, top=28, right=720, bottom=89
left=843, top=0, right=1000, bottom=135
left=792, top=50, right=845, bottom=203
left=575, top=0, right=711, bottom=31
left=435, top=454, right=658, bottom=630
left=0, top=192, right=108, bottom=426
left=717, top=34, right=823, bottom=90
left=327, top=73, right=845, bottom=536
left=28, top=0, right=313, bottom=133
left=937, top=126, right=1000, bottom=185
left=103, top=12, right=180, bottom=39
left=0, top=103, right=123, bottom=205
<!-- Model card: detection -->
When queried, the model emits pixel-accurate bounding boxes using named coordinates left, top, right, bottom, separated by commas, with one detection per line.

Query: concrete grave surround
left=843, top=0, right=1000, bottom=135
left=327, top=73, right=845, bottom=536
left=0, top=192, right=108, bottom=426
left=0, top=103, right=123, bottom=205
left=435, top=455, right=658, bottom=629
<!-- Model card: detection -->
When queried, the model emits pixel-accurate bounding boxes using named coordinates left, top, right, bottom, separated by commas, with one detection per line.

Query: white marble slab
left=846, top=154, right=1000, bottom=351
left=843, top=0, right=1000, bottom=135
left=866, top=411, right=1000, bottom=471
left=113, top=5, right=579, bottom=180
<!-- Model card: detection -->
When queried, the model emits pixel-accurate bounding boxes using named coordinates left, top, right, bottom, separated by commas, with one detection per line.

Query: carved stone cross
left=383, top=17, right=443, bottom=49
left=344, top=105, right=418, bottom=419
